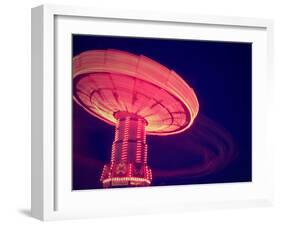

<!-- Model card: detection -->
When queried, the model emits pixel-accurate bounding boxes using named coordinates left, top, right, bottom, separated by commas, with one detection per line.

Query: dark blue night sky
left=72, top=34, right=252, bottom=190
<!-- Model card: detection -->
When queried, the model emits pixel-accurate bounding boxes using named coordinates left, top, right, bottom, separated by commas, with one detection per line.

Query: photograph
left=72, top=34, right=252, bottom=190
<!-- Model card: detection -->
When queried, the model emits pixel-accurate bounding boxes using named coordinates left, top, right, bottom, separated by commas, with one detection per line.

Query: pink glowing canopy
left=73, top=49, right=199, bottom=135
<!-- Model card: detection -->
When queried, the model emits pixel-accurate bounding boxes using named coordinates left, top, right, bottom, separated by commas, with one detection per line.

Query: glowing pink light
left=73, top=49, right=199, bottom=188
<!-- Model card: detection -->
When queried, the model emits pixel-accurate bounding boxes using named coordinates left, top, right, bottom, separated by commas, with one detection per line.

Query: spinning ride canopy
left=73, top=49, right=199, bottom=136
left=73, top=49, right=200, bottom=188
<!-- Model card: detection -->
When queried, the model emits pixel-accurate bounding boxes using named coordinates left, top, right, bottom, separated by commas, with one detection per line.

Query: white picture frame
left=31, top=4, right=274, bottom=221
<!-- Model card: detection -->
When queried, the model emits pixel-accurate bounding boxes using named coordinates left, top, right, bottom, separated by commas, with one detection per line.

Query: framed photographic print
left=31, top=4, right=274, bottom=221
